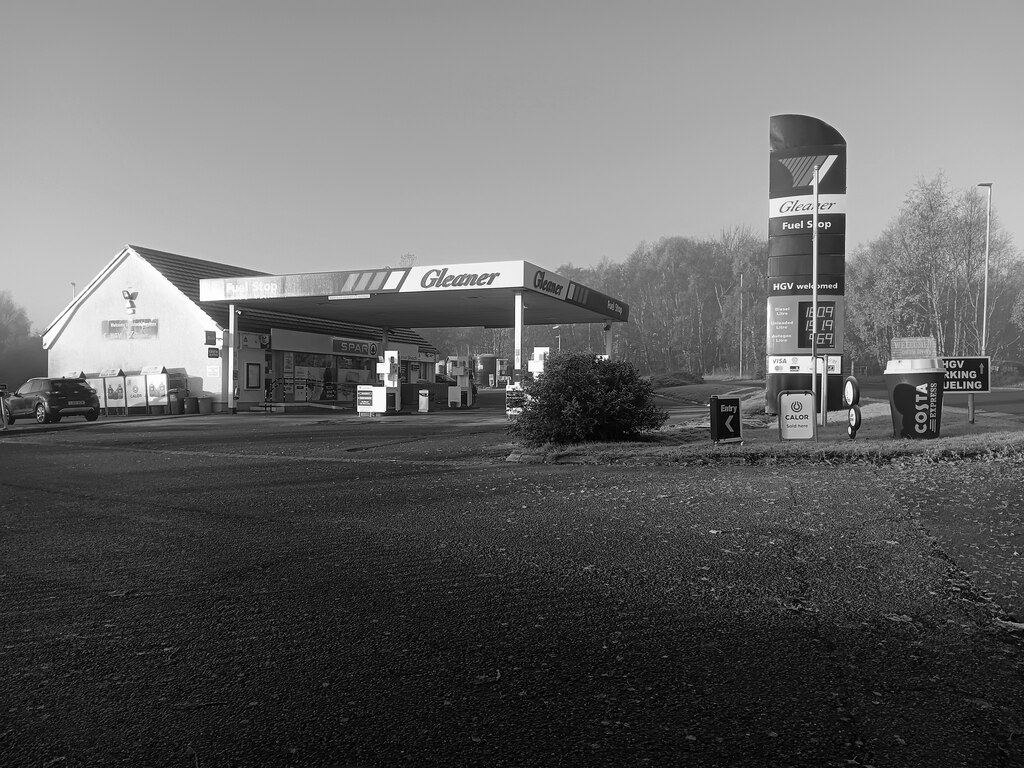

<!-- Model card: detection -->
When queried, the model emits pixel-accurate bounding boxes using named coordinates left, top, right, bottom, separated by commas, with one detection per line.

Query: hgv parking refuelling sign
left=941, top=356, right=990, bottom=393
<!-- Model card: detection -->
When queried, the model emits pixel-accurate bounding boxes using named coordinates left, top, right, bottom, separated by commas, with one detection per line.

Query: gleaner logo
left=420, top=268, right=501, bottom=289
left=768, top=193, right=846, bottom=219
left=778, top=154, right=839, bottom=187
left=533, top=270, right=564, bottom=297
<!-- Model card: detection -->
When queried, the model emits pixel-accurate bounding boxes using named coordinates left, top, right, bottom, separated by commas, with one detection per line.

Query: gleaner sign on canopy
left=199, top=260, right=629, bottom=329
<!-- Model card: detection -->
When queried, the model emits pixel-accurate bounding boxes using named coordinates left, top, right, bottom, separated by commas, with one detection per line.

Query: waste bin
left=167, top=388, right=183, bottom=415
left=183, top=396, right=199, bottom=414
left=883, top=357, right=945, bottom=438
left=418, top=389, right=430, bottom=413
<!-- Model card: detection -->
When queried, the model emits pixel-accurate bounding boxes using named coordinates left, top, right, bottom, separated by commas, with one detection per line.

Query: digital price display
left=797, top=301, right=836, bottom=349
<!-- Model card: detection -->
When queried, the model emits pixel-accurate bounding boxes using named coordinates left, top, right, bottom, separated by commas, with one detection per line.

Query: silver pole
left=812, top=165, right=820, bottom=437
left=970, top=182, right=992, bottom=424
left=513, top=291, right=524, bottom=382
left=228, top=304, right=237, bottom=414
left=979, top=183, right=993, bottom=355
left=738, top=272, right=743, bottom=378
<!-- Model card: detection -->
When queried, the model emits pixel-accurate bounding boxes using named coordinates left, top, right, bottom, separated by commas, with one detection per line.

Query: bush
left=507, top=352, right=668, bottom=445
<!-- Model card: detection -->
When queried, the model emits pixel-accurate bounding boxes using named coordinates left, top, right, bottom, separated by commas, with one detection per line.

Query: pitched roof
left=130, top=246, right=437, bottom=352
left=131, top=245, right=267, bottom=303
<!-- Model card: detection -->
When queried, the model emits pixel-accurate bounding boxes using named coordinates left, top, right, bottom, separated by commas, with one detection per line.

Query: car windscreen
left=51, top=380, right=93, bottom=394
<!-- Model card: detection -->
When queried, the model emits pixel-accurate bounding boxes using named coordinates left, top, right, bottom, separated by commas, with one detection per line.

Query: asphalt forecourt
left=2, top=402, right=1024, bottom=767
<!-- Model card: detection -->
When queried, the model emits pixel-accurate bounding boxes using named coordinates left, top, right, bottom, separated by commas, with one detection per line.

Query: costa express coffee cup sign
left=883, top=358, right=944, bottom=439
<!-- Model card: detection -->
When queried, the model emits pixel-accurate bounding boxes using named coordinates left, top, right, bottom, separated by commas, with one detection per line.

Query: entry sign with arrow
left=710, top=396, right=743, bottom=444
left=941, top=356, right=990, bottom=394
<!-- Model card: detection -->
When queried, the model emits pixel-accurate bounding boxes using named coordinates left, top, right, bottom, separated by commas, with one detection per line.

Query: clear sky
left=3, top=0, right=1022, bottom=331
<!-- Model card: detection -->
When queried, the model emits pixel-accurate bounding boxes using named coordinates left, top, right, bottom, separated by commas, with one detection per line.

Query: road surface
left=2, top=410, right=1022, bottom=767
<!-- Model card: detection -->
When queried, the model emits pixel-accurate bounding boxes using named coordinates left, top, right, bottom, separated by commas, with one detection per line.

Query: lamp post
left=978, top=183, right=993, bottom=354
left=969, top=182, right=992, bottom=425
left=738, top=272, right=743, bottom=378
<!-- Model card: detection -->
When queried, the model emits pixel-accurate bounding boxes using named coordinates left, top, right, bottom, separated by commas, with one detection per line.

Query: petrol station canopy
left=199, top=260, right=629, bottom=329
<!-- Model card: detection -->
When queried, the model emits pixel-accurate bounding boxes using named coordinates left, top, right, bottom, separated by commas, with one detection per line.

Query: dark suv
left=2, top=377, right=101, bottom=424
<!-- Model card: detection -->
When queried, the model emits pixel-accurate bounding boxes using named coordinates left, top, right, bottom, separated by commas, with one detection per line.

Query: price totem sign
left=766, top=114, right=848, bottom=414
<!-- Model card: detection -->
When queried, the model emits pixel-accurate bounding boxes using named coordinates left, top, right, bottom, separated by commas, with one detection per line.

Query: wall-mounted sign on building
left=102, top=318, right=159, bottom=340
left=239, top=333, right=268, bottom=349
left=332, top=337, right=379, bottom=357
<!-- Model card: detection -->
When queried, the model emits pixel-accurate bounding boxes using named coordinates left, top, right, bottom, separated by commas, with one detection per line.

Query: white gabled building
left=43, top=245, right=438, bottom=413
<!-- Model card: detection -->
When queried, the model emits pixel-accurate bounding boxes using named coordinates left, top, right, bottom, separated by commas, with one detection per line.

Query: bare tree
left=847, top=174, right=1022, bottom=366
left=0, top=291, right=32, bottom=352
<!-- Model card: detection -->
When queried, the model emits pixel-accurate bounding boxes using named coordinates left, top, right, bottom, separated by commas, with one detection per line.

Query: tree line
left=0, top=173, right=1019, bottom=384
left=420, top=226, right=769, bottom=377
left=423, top=173, right=1022, bottom=379
left=846, top=174, right=1020, bottom=373
left=0, top=292, right=46, bottom=388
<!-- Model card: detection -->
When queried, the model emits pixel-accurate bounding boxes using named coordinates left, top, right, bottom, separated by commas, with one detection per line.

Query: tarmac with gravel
left=1, top=391, right=1023, bottom=767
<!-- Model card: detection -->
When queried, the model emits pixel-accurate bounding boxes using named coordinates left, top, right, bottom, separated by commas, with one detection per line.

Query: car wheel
left=35, top=403, right=50, bottom=424
left=4, top=415, right=13, bottom=425
left=85, top=411, right=99, bottom=422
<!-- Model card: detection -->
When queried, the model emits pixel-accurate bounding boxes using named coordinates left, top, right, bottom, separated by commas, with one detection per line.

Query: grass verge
left=507, top=386, right=1024, bottom=466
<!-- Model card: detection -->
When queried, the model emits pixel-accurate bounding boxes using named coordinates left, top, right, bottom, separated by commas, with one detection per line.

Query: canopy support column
left=228, top=303, right=237, bottom=414
left=514, top=291, right=524, bottom=382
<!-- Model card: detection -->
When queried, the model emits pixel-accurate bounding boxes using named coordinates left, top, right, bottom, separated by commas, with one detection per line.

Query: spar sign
left=942, top=356, right=991, bottom=393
